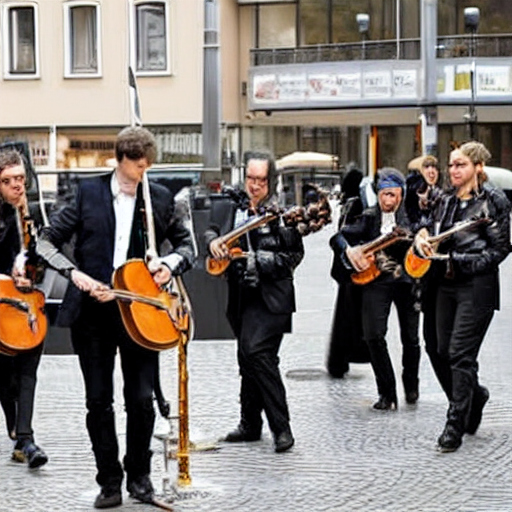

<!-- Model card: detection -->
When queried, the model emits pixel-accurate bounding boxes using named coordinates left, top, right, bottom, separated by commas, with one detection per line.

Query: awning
left=276, top=151, right=338, bottom=171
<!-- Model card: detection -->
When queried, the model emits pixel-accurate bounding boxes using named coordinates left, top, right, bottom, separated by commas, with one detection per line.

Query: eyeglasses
left=0, top=174, right=25, bottom=186
left=245, top=175, right=268, bottom=185
left=448, top=162, right=469, bottom=170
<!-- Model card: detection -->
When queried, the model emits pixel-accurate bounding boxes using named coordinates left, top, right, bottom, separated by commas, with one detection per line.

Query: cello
left=110, top=172, right=193, bottom=351
left=0, top=199, right=47, bottom=355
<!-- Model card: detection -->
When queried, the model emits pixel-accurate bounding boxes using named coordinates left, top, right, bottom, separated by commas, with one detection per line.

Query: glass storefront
left=438, top=0, right=512, bottom=35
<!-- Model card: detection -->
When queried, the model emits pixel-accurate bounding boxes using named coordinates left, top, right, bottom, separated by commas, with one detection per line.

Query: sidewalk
left=0, top=219, right=511, bottom=512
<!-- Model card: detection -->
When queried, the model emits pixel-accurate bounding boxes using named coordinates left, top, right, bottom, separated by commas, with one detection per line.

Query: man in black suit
left=0, top=149, right=48, bottom=469
left=37, top=127, right=194, bottom=508
left=205, top=151, right=304, bottom=453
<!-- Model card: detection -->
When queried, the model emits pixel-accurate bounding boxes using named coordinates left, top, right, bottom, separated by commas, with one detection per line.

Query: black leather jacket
left=432, top=183, right=511, bottom=278
left=204, top=195, right=304, bottom=316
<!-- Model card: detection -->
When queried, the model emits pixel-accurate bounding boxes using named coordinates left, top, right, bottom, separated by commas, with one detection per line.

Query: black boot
left=466, top=386, right=489, bottom=435
left=373, top=395, right=398, bottom=410
left=437, top=404, right=465, bottom=453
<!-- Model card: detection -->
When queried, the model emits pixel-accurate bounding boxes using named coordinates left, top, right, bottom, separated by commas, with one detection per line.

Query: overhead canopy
left=276, top=151, right=338, bottom=171
left=484, top=166, right=512, bottom=190
left=407, top=156, right=426, bottom=171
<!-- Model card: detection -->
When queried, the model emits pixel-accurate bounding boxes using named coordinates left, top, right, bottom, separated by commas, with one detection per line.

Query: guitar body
left=351, top=263, right=381, bottom=285
left=206, top=247, right=245, bottom=276
left=0, top=275, right=47, bottom=356
left=112, top=259, right=187, bottom=351
left=205, top=256, right=230, bottom=276
left=404, top=246, right=432, bottom=278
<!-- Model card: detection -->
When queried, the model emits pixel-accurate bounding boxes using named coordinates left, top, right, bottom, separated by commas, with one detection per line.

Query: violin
left=404, top=217, right=490, bottom=279
left=350, top=227, right=411, bottom=285
left=0, top=200, right=47, bottom=355
left=206, top=184, right=332, bottom=276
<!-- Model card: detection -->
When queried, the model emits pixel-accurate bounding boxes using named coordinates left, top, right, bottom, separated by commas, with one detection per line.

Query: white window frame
left=63, top=1, right=102, bottom=78
left=130, top=0, right=172, bottom=77
left=2, top=2, right=40, bottom=80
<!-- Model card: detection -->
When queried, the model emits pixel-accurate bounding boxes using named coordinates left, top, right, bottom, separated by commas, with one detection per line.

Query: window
left=135, top=1, right=170, bottom=74
left=64, top=2, right=102, bottom=77
left=2, top=3, right=40, bottom=78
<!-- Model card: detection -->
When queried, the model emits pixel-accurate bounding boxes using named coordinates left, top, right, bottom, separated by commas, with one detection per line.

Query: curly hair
left=456, top=141, right=491, bottom=166
left=0, top=149, right=23, bottom=173
left=115, top=126, right=157, bottom=165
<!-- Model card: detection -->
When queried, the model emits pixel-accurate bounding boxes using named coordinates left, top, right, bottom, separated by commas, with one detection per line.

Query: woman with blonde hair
left=414, top=141, right=511, bottom=452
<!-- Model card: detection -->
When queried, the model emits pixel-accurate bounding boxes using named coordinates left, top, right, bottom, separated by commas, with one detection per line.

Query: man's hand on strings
left=147, top=257, right=172, bottom=286
left=70, top=269, right=113, bottom=302
left=346, top=245, right=373, bottom=272
left=413, top=228, right=434, bottom=259
left=209, top=238, right=229, bottom=260
left=11, top=259, right=32, bottom=288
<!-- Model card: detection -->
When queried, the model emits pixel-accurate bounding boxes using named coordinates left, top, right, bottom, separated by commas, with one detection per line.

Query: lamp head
left=356, top=13, right=370, bottom=34
left=464, top=7, right=480, bottom=33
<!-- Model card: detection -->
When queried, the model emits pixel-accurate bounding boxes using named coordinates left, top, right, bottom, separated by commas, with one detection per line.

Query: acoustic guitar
left=404, top=217, right=490, bottom=279
left=350, top=227, right=412, bottom=285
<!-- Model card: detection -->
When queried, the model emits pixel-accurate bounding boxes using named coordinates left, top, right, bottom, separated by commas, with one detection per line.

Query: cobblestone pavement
left=1, top=215, right=511, bottom=512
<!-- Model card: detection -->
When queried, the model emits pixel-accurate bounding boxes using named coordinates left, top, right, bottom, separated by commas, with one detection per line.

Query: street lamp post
left=356, top=13, right=370, bottom=60
left=464, top=7, right=479, bottom=140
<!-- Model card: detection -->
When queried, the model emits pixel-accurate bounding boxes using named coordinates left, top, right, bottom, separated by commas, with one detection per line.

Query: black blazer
left=39, top=172, right=194, bottom=326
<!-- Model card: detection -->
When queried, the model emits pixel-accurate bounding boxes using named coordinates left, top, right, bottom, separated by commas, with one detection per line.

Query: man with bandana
left=330, top=168, right=420, bottom=411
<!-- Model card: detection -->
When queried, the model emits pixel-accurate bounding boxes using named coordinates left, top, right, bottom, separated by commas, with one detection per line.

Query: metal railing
left=250, top=34, right=512, bottom=65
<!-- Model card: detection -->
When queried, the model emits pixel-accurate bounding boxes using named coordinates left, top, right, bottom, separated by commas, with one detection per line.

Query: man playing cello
left=37, top=126, right=194, bottom=508
left=0, top=149, right=48, bottom=469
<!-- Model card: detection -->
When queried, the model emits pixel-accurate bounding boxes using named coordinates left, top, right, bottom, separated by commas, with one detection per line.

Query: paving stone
left=0, top=216, right=511, bottom=511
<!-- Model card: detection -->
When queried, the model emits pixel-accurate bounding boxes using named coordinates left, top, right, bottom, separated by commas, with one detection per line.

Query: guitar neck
left=362, top=232, right=403, bottom=255
left=429, top=219, right=482, bottom=245
left=221, top=212, right=276, bottom=246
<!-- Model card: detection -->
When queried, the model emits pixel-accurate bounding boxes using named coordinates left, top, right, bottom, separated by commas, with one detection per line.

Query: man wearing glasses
left=206, top=151, right=304, bottom=453
left=0, top=149, right=48, bottom=469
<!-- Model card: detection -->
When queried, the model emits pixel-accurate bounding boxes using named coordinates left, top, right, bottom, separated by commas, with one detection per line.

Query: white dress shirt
left=111, top=173, right=137, bottom=269
left=111, top=173, right=186, bottom=273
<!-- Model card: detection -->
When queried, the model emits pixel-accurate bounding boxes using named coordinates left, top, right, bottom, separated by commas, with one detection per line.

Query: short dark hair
left=115, top=126, right=157, bottom=165
left=0, top=149, right=24, bottom=174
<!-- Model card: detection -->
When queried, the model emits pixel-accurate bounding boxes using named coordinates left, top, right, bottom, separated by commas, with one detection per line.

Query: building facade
left=1, top=0, right=512, bottom=185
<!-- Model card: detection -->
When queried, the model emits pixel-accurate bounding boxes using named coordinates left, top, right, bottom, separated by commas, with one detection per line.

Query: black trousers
left=0, top=344, right=43, bottom=442
left=237, top=332, right=290, bottom=438
left=71, top=299, right=158, bottom=489
left=361, top=280, right=420, bottom=401
left=422, top=282, right=452, bottom=399
left=436, top=277, right=494, bottom=428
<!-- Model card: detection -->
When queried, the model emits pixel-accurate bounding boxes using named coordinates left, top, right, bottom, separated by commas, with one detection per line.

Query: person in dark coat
left=327, top=168, right=369, bottom=378
left=205, top=151, right=304, bottom=453
left=405, top=155, right=447, bottom=400
left=413, top=141, right=511, bottom=452
left=37, top=126, right=194, bottom=508
left=0, top=149, right=48, bottom=469
left=330, top=168, right=420, bottom=410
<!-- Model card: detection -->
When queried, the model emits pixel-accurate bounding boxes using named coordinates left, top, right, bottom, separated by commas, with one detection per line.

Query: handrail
left=250, top=34, right=512, bottom=65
